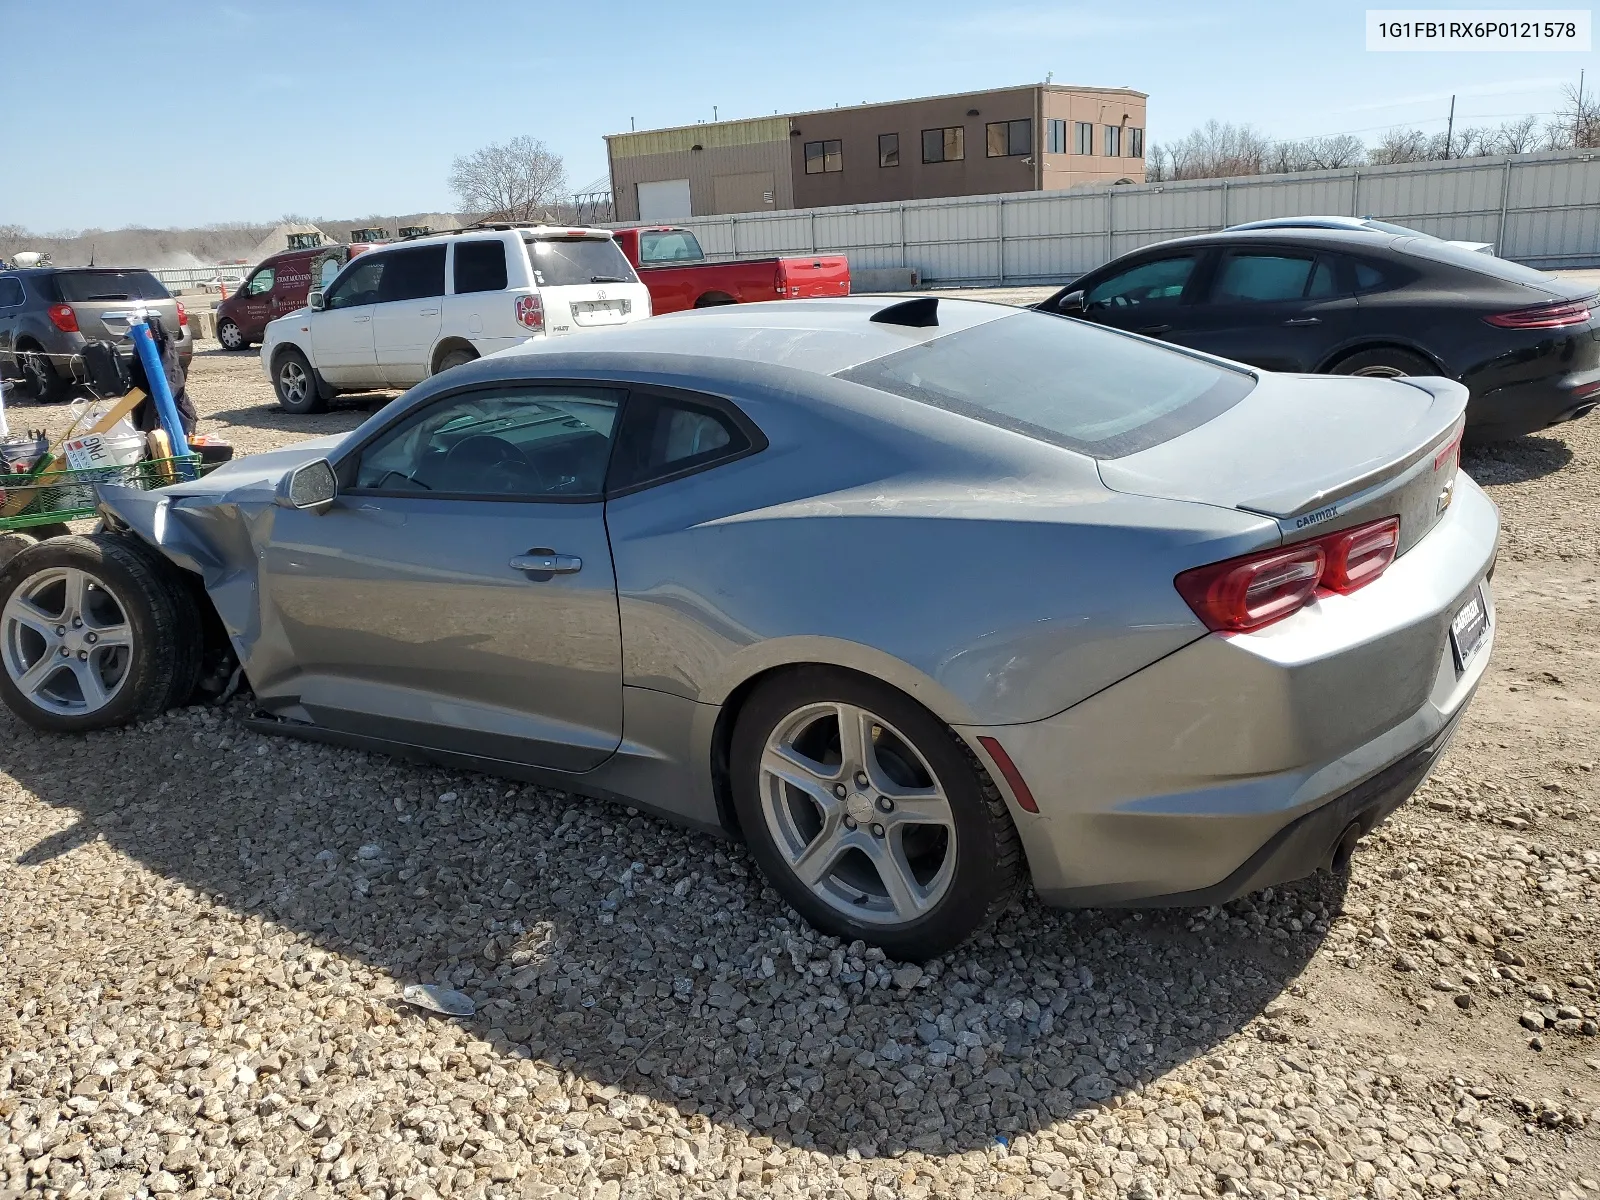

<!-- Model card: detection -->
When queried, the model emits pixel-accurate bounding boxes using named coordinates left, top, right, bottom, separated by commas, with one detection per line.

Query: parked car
left=612, top=226, right=849, bottom=313
left=259, top=226, right=652, bottom=413
left=0, top=267, right=193, bottom=403
left=0, top=296, right=1497, bottom=957
left=1226, top=215, right=1495, bottom=255
left=215, top=245, right=356, bottom=351
left=1039, top=227, right=1600, bottom=442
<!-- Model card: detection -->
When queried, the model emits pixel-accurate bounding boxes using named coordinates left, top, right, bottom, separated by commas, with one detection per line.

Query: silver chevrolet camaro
left=0, top=296, right=1498, bottom=958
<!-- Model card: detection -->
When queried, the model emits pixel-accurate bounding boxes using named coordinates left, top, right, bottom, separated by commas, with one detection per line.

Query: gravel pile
left=1, top=344, right=1597, bottom=1198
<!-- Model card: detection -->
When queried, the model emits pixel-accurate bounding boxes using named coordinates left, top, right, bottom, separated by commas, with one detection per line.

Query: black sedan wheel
left=1330, top=347, right=1436, bottom=379
left=0, top=534, right=202, bottom=732
left=731, top=667, right=1024, bottom=960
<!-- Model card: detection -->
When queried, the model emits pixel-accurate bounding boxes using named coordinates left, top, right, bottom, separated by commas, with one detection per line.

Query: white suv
left=259, top=226, right=652, bottom=413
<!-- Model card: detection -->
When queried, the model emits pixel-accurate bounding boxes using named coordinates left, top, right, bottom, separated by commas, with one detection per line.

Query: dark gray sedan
left=0, top=297, right=1498, bottom=957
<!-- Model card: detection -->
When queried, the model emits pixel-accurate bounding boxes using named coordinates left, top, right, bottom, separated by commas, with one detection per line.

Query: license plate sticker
left=1449, top=587, right=1489, bottom=673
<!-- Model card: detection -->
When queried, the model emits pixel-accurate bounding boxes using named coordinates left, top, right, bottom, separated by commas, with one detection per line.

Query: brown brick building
left=606, top=83, right=1147, bottom=223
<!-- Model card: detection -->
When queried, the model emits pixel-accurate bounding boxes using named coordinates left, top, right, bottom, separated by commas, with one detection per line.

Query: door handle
left=418, top=307, right=440, bottom=316
left=510, top=551, right=582, bottom=576
left=1137, top=324, right=1171, bottom=335
left=353, top=314, right=371, bottom=323
left=1283, top=317, right=1322, bottom=327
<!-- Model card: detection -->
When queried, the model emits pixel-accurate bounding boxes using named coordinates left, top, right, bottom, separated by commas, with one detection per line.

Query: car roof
left=1227, top=215, right=1371, bottom=231
left=496, top=295, right=1018, bottom=378
left=1110, top=226, right=1413, bottom=255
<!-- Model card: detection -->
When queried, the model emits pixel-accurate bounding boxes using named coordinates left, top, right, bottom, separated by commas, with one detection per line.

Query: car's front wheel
left=273, top=347, right=326, bottom=414
left=217, top=319, right=245, bottom=351
left=730, top=667, right=1024, bottom=960
left=0, top=534, right=203, bottom=732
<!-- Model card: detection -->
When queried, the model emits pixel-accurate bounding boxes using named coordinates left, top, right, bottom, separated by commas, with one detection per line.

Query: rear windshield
left=523, top=237, right=638, bottom=288
left=53, top=269, right=169, bottom=302
left=639, top=230, right=705, bottom=264
left=838, top=310, right=1254, bottom=459
left=1393, top=236, right=1553, bottom=285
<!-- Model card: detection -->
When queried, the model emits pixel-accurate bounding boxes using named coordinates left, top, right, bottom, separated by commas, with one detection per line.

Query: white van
left=259, top=226, right=652, bottom=413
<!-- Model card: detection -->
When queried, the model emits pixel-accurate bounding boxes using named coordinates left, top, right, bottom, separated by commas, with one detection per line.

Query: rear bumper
left=1466, top=349, right=1600, bottom=442
left=959, top=476, right=1499, bottom=907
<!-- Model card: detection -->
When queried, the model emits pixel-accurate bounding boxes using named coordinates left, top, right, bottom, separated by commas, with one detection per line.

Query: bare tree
left=1494, top=114, right=1545, bottom=153
left=1145, top=143, right=1172, bottom=182
left=1304, top=134, right=1366, bottom=170
left=1547, top=82, right=1600, bottom=149
left=1367, top=127, right=1451, bottom=165
left=449, top=136, right=568, bottom=222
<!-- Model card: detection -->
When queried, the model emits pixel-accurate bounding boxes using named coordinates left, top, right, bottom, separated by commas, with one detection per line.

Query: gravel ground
left=1, top=337, right=1598, bottom=1200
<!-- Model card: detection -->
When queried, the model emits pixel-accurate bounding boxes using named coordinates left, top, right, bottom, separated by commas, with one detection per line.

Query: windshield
left=523, top=237, right=638, bottom=287
left=839, top=310, right=1254, bottom=459
left=54, top=269, right=170, bottom=302
left=639, top=230, right=705, bottom=264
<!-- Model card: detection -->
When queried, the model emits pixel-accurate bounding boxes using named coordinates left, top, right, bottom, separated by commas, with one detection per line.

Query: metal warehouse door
left=638, top=179, right=692, bottom=221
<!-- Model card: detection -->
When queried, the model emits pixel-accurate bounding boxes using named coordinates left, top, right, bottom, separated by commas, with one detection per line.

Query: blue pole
left=127, top=318, right=192, bottom=460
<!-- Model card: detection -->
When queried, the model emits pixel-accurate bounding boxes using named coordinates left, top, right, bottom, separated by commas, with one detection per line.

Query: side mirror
left=308, top=290, right=326, bottom=311
left=277, top=459, right=337, bottom=513
left=1057, top=289, right=1086, bottom=314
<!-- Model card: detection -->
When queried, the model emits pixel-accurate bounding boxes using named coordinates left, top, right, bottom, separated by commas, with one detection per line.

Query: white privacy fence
left=651, top=149, right=1600, bottom=285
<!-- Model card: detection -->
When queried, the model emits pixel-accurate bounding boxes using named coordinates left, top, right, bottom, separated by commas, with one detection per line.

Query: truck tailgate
left=778, top=255, right=850, bottom=299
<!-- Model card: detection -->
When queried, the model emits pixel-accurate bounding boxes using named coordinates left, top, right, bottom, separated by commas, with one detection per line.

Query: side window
left=1352, top=260, right=1389, bottom=292
left=377, top=245, right=447, bottom=303
left=0, top=278, right=24, bottom=306
left=246, top=267, right=276, bottom=296
left=1212, top=253, right=1317, bottom=303
left=353, top=387, right=624, bottom=498
left=1084, top=256, right=1196, bottom=311
left=1306, top=259, right=1339, bottom=298
left=325, top=256, right=385, bottom=309
left=454, top=240, right=508, bottom=294
left=608, top=393, right=756, bottom=493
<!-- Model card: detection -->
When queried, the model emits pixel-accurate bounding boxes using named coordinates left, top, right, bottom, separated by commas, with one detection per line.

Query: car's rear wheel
left=20, top=348, right=69, bottom=403
left=730, top=667, right=1024, bottom=960
left=273, top=347, right=326, bottom=414
left=217, top=319, right=245, bottom=351
left=1329, top=347, right=1436, bottom=379
left=0, top=534, right=203, bottom=733
left=694, top=292, right=737, bottom=308
left=437, top=348, right=478, bottom=373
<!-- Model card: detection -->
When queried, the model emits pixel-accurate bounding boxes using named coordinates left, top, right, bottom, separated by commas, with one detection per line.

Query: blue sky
left=3, top=0, right=1592, bottom=231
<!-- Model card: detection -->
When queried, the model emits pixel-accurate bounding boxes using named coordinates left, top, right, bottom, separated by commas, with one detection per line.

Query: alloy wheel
left=279, top=360, right=310, bottom=405
left=758, top=701, right=956, bottom=926
left=1, top=567, right=133, bottom=716
left=1351, top=364, right=1406, bottom=377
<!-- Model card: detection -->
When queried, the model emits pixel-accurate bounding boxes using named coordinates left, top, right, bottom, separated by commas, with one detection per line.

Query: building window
left=1074, top=122, right=1094, bottom=155
left=1128, top=127, right=1144, bottom=158
left=879, top=133, right=900, bottom=167
left=1104, top=125, right=1122, bottom=157
left=921, top=126, right=965, bottom=164
left=985, top=118, right=1032, bottom=157
left=804, top=139, right=842, bottom=174
left=1046, top=119, right=1068, bottom=154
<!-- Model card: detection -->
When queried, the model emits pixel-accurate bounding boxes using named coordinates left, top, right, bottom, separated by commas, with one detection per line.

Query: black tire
left=272, top=347, right=326, bottom=414
left=730, top=667, right=1024, bottom=960
left=217, top=319, right=246, bottom=351
left=1328, top=347, right=1437, bottom=379
left=437, top=348, right=478, bottom=373
left=20, top=349, right=69, bottom=403
left=0, top=533, right=203, bottom=733
left=27, top=523, right=73, bottom=542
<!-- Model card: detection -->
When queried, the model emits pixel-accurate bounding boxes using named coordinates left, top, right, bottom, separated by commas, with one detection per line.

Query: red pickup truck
left=612, top=227, right=849, bottom=314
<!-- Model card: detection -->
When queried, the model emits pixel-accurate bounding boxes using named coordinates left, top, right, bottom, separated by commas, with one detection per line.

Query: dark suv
left=0, top=267, right=194, bottom=402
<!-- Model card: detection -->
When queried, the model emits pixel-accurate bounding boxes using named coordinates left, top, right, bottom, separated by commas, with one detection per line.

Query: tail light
left=176, top=300, right=188, bottom=327
left=1483, top=298, right=1593, bottom=329
left=47, top=304, right=78, bottom=333
left=1175, top=516, right=1402, bottom=633
left=515, top=294, right=545, bottom=333
left=773, top=264, right=787, bottom=297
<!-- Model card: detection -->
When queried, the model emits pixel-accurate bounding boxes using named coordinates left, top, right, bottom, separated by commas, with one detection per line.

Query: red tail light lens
left=1175, top=516, right=1403, bottom=633
left=1484, top=298, right=1593, bottom=329
left=514, top=294, right=545, bottom=332
left=176, top=300, right=188, bottom=327
left=1175, top=545, right=1326, bottom=633
left=47, top=304, right=78, bottom=333
left=1321, top=517, right=1400, bottom=593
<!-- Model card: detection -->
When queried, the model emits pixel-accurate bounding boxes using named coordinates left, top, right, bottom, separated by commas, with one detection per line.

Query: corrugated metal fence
left=653, top=149, right=1600, bottom=285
